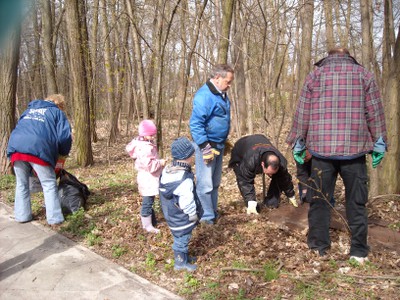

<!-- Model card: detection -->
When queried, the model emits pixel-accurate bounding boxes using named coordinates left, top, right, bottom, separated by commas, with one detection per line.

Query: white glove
left=188, top=214, right=199, bottom=222
left=288, top=196, right=298, bottom=207
left=246, top=201, right=259, bottom=215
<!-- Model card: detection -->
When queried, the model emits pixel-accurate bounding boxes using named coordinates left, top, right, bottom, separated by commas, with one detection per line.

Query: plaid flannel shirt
left=287, top=54, right=387, bottom=157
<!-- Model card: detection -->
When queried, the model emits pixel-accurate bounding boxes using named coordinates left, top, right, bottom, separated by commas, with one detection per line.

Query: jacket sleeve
left=189, top=91, right=211, bottom=147
left=275, top=167, right=295, bottom=198
left=364, top=75, right=387, bottom=143
left=57, top=111, right=72, bottom=156
left=235, top=154, right=258, bottom=203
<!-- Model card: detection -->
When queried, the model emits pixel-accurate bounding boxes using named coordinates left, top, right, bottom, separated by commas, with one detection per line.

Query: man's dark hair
left=261, top=152, right=280, bottom=170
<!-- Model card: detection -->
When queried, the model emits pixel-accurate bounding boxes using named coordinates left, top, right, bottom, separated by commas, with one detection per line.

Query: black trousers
left=308, top=156, right=369, bottom=257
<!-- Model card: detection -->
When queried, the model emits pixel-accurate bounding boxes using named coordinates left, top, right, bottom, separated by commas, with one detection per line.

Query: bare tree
left=126, top=0, right=149, bottom=119
left=0, top=28, right=20, bottom=174
left=65, top=0, right=93, bottom=166
left=324, top=0, right=335, bottom=50
left=40, top=0, right=58, bottom=94
left=380, top=1, right=400, bottom=194
left=217, top=0, right=235, bottom=64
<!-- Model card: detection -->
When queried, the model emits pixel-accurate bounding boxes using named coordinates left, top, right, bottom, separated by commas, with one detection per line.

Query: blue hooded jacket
left=160, top=165, right=203, bottom=237
left=7, top=100, right=72, bottom=167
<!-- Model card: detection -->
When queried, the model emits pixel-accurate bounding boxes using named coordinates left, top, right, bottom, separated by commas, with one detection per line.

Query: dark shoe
left=151, top=209, right=157, bottom=226
left=174, top=251, right=196, bottom=272
left=263, top=199, right=279, bottom=208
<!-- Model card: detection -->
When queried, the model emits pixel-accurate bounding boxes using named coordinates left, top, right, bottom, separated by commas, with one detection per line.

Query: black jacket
left=229, top=134, right=294, bottom=203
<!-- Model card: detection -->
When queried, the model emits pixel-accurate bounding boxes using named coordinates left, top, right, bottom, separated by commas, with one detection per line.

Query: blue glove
left=371, top=137, right=386, bottom=168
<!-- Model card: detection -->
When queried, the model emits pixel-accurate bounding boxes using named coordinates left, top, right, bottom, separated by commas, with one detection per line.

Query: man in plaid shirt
left=287, top=48, right=387, bottom=264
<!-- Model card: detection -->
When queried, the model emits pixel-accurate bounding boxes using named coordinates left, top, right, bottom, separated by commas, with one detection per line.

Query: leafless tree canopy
left=0, top=0, right=399, bottom=193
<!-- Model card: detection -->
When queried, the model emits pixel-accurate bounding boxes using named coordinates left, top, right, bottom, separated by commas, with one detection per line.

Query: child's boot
left=151, top=209, right=157, bottom=226
left=174, top=251, right=196, bottom=271
left=140, top=215, right=160, bottom=233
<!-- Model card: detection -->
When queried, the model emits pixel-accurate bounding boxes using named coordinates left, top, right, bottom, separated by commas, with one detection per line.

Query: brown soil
left=11, top=126, right=399, bottom=299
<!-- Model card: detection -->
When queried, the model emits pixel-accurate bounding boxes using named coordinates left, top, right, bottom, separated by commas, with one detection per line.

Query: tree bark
left=40, top=0, right=58, bottom=95
left=65, top=0, right=93, bottom=166
left=0, top=28, right=20, bottom=174
left=324, top=0, right=335, bottom=51
left=125, top=0, right=149, bottom=119
left=217, top=0, right=235, bottom=64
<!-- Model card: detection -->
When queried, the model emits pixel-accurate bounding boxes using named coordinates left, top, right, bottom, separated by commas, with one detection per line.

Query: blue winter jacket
left=189, top=80, right=231, bottom=150
left=160, top=165, right=203, bottom=237
left=7, top=100, right=72, bottom=167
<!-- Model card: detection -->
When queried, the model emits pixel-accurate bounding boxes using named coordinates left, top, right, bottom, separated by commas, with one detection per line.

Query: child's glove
left=188, top=214, right=199, bottom=222
left=288, top=196, right=299, bottom=207
left=246, top=201, right=259, bottom=215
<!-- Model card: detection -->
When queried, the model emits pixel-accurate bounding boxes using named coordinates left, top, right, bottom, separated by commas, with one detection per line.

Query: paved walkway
left=0, top=202, right=182, bottom=300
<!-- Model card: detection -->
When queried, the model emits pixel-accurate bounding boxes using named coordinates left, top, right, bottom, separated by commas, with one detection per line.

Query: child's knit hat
left=139, top=119, right=157, bottom=136
left=171, top=137, right=195, bottom=160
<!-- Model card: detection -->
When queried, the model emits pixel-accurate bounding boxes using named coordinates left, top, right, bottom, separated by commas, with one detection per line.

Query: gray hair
left=210, top=64, right=234, bottom=78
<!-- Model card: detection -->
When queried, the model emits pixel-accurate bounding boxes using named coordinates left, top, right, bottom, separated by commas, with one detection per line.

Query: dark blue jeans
left=141, top=195, right=155, bottom=217
left=308, top=156, right=369, bottom=257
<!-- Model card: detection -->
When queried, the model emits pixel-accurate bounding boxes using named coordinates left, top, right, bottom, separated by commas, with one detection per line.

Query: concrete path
left=0, top=202, right=182, bottom=300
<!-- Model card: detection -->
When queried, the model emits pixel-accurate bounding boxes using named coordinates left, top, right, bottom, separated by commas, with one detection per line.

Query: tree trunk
left=217, top=0, right=235, bottom=64
left=40, top=0, right=58, bottom=95
left=360, top=0, right=378, bottom=196
left=296, top=0, right=314, bottom=101
left=125, top=0, right=149, bottom=119
left=0, top=28, right=20, bottom=174
left=379, top=1, right=400, bottom=194
left=177, top=0, right=208, bottom=136
left=232, top=1, right=247, bottom=137
left=324, top=0, right=335, bottom=51
left=87, top=0, right=99, bottom=142
left=65, top=0, right=93, bottom=166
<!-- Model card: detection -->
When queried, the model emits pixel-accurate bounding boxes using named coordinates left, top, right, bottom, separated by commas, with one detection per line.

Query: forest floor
left=1, top=122, right=399, bottom=300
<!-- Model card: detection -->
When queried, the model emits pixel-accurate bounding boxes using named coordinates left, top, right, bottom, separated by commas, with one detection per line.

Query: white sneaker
left=349, top=256, right=369, bottom=265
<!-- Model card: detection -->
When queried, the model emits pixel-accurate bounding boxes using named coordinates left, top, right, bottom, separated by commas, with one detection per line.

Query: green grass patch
left=178, top=273, right=200, bottom=296
left=61, top=208, right=94, bottom=236
left=263, top=260, right=280, bottom=282
left=145, top=252, right=157, bottom=270
left=85, top=229, right=102, bottom=246
left=295, top=281, right=316, bottom=299
left=111, top=244, right=128, bottom=258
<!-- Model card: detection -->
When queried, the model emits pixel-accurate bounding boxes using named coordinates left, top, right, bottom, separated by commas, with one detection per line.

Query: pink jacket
left=126, top=137, right=163, bottom=196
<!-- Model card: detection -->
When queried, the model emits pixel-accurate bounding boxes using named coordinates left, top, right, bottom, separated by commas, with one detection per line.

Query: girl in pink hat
left=126, top=120, right=166, bottom=233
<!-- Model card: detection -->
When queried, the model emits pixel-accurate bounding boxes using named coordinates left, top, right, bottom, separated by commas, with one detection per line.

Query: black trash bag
left=58, top=169, right=90, bottom=214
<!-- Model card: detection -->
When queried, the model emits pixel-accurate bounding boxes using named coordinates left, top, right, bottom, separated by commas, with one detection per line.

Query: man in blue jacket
left=189, top=64, right=234, bottom=224
left=7, top=94, right=72, bottom=225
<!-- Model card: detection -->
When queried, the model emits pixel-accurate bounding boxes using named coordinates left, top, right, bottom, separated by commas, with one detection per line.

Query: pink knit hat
left=138, top=119, right=157, bottom=136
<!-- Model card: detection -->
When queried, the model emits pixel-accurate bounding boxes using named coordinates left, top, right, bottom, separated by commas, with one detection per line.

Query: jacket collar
left=206, top=80, right=226, bottom=99
left=314, top=54, right=361, bottom=67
